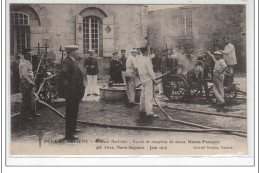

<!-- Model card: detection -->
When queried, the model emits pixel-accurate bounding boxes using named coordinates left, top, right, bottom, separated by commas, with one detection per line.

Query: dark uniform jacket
left=161, top=55, right=178, bottom=74
left=151, top=55, right=162, bottom=73
left=62, top=56, right=85, bottom=100
left=119, top=56, right=127, bottom=72
left=110, top=58, right=123, bottom=83
left=84, top=57, right=99, bottom=75
left=11, top=59, right=20, bottom=93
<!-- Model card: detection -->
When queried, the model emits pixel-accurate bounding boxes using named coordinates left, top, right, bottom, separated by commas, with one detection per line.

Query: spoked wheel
left=163, top=75, right=189, bottom=101
left=225, top=84, right=237, bottom=101
left=208, top=85, right=217, bottom=103
left=189, top=80, right=201, bottom=97
left=38, top=82, right=52, bottom=103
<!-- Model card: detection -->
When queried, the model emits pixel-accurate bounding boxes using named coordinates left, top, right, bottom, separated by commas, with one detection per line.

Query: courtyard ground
left=10, top=76, right=248, bottom=155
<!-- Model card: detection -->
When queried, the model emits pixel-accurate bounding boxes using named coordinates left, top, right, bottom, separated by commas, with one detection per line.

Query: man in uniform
left=218, top=36, right=237, bottom=90
left=179, top=46, right=196, bottom=74
left=206, top=51, right=227, bottom=108
left=19, top=49, right=40, bottom=121
left=151, top=49, right=163, bottom=94
left=62, top=45, right=85, bottom=140
left=161, top=49, right=169, bottom=74
left=125, top=49, right=138, bottom=107
left=119, top=49, right=127, bottom=83
left=161, top=49, right=178, bottom=74
left=84, top=49, right=99, bottom=96
left=161, top=49, right=178, bottom=94
left=11, top=51, right=21, bottom=94
left=149, top=48, right=155, bottom=60
left=136, top=47, right=159, bottom=124
left=196, top=55, right=209, bottom=97
left=110, top=51, right=124, bottom=83
left=136, top=48, right=143, bottom=56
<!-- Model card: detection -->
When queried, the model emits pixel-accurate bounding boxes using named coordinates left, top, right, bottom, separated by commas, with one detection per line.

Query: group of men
left=110, top=47, right=165, bottom=124
left=109, top=36, right=237, bottom=111
left=211, top=37, right=237, bottom=107
left=15, top=46, right=85, bottom=141
left=14, top=36, right=237, bottom=141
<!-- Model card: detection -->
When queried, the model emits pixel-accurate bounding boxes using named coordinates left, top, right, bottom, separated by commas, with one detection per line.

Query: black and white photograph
left=3, top=0, right=257, bottom=167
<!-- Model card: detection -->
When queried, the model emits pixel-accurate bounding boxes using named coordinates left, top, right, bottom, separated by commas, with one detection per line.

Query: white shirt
left=19, top=59, right=34, bottom=81
left=214, top=59, right=227, bottom=75
left=222, top=43, right=237, bottom=66
left=126, top=55, right=137, bottom=74
left=149, top=54, right=155, bottom=59
left=136, top=55, right=155, bottom=82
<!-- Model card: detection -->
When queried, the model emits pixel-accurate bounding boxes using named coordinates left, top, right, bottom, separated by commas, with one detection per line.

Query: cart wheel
left=38, top=82, right=52, bottom=103
left=163, top=75, right=189, bottom=101
left=189, top=81, right=201, bottom=96
left=225, top=84, right=237, bottom=101
left=208, top=85, right=217, bottom=103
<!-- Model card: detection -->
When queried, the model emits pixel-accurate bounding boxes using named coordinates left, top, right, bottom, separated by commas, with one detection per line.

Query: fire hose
left=12, top=72, right=247, bottom=138
left=150, top=75, right=246, bottom=138
left=153, top=99, right=246, bottom=119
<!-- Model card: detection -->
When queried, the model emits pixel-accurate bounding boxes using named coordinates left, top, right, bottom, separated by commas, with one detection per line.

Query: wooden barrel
left=100, top=87, right=141, bottom=103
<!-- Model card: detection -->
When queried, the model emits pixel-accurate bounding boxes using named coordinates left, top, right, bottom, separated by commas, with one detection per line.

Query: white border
left=2, top=0, right=258, bottom=168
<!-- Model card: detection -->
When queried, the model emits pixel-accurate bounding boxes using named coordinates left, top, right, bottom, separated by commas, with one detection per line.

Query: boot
left=145, top=115, right=153, bottom=125
left=33, top=113, right=41, bottom=117
left=139, top=112, right=147, bottom=122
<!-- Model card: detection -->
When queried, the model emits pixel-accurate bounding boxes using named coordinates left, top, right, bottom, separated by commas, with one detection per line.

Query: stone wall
left=10, top=4, right=148, bottom=74
left=148, top=5, right=246, bottom=73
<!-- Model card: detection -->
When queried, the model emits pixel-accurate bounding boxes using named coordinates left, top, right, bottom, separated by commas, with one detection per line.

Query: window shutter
left=102, top=16, right=114, bottom=57
left=76, top=15, right=84, bottom=54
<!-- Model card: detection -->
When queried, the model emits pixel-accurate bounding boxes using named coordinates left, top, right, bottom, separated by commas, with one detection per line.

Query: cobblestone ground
left=10, top=77, right=248, bottom=155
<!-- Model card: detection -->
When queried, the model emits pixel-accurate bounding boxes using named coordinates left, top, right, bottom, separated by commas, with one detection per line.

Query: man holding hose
left=19, top=49, right=40, bottom=121
left=125, top=49, right=139, bottom=107
left=136, top=47, right=159, bottom=125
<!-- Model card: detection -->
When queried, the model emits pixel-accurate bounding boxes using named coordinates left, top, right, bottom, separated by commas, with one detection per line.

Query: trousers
left=20, top=79, right=36, bottom=118
left=11, top=73, right=20, bottom=94
left=225, top=65, right=234, bottom=90
left=226, top=65, right=234, bottom=75
left=213, top=73, right=225, bottom=104
left=140, top=78, right=154, bottom=115
left=65, top=99, right=80, bottom=137
left=121, top=71, right=126, bottom=84
left=125, top=73, right=136, bottom=103
left=154, top=72, right=162, bottom=94
left=87, top=75, right=97, bottom=95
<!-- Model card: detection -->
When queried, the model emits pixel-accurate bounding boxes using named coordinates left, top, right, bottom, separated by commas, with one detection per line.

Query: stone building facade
left=10, top=4, right=148, bottom=74
left=148, top=5, right=246, bottom=73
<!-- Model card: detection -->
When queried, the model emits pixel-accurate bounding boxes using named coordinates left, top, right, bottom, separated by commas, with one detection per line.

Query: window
left=173, top=9, right=193, bottom=36
left=83, top=17, right=102, bottom=54
left=185, top=10, right=192, bottom=35
left=10, top=12, right=30, bottom=56
left=10, top=12, right=29, bottom=25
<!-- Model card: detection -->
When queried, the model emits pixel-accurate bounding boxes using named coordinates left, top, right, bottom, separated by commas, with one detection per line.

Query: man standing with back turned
left=125, top=49, right=138, bottom=107
left=62, top=45, right=85, bottom=141
left=136, top=47, right=159, bottom=125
